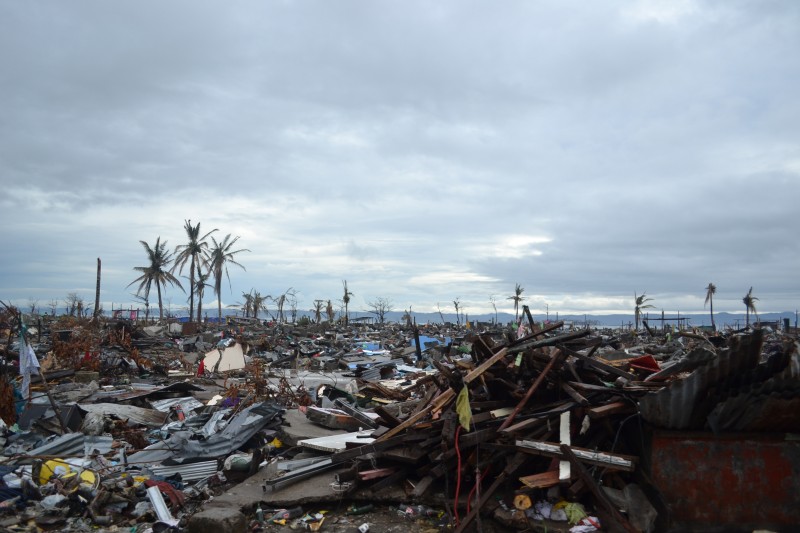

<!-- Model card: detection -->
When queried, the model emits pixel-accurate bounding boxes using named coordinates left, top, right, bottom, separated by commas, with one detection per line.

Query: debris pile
left=0, top=304, right=798, bottom=532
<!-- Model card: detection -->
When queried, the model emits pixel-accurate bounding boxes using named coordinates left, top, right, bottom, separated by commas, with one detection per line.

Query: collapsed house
left=0, top=309, right=798, bottom=532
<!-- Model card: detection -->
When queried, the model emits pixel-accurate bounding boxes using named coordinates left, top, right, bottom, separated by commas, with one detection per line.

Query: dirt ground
left=246, top=503, right=508, bottom=532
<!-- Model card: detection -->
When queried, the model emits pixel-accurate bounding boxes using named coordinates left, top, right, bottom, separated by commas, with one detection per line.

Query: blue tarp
left=412, top=336, right=451, bottom=350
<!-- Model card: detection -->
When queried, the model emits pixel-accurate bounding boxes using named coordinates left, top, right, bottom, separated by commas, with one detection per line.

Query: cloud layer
left=1, top=0, right=798, bottom=317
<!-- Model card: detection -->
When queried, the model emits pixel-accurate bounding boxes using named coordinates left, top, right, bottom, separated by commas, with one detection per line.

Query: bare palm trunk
left=196, top=264, right=203, bottom=324
left=710, top=298, right=715, bottom=330
left=94, top=258, right=101, bottom=318
left=188, top=256, right=196, bottom=322
left=157, top=283, right=163, bottom=321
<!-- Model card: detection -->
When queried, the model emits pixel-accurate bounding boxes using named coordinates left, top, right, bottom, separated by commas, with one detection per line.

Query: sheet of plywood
left=204, top=342, right=246, bottom=372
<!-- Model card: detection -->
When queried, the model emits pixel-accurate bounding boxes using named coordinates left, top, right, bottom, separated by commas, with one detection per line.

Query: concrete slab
left=186, top=505, right=246, bottom=533
left=279, top=407, right=350, bottom=446
left=212, top=458, right=410, bottom=512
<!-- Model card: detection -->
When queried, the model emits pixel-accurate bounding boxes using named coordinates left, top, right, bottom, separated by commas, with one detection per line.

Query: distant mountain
left=347, top=310, right=798, bottom=329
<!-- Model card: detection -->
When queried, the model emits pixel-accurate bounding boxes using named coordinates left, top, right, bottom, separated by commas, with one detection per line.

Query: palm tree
left=507, top=283, right=525, bottom=322
left=128, top=237, right=184, bottom=321
left=342, top=280, right=353, bottom=325
left=634, top=291, right=655, bottom=331
left=326, top=299, right=335, bottom=323
left=704, top=283, right=717, bottom=330
left=130, top=293, right=150, bottom=323
left=743, top=287, right=759, bottom=327
left=172, top=220, right=217, bottom=323
left=208, top=234, right=249, bottom=324
left=312, top=300, right=324, bottom=324
left=193, top=269, right=212, bottom=324
left=239, top=291, right=254, bottom=318
left=275, top=292, right=288, bottom=323
left=251, top=290, right=268, bottom=320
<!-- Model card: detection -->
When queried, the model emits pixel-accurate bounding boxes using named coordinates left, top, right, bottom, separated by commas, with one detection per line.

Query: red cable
left=453, top=425, right=462, bottom=525
left=466, top=466, right=491, bottom=515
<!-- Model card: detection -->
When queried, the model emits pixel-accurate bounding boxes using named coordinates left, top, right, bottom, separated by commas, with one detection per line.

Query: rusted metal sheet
left=304, top=406, right=362, bottom=431
left=650, top=431, right=800, bottom=528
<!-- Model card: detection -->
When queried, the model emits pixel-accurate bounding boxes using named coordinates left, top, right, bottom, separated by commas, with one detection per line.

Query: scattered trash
left=0, top=303, right=797, bottom=531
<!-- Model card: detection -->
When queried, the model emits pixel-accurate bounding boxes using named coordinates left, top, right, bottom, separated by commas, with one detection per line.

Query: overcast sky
left=1, top=0, right=798, bottom=319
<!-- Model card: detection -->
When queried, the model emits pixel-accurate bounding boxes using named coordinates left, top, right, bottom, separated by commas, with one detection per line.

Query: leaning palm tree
left=634, top=291, right=655, bottom=331
left=251, top=290, right=268, bottom=320
left=507, top=283, right=525, bottom=322
left=342, top=280, right=353, bottom=325
left=704, top=283, right=717, bottom=330
left=743, top=287, right=759, bottom=327
left=208, top=234, right=249, bottom=324
left=172, top=220, right=217, bottom=323
left=128, top=237, right=184, bottom=321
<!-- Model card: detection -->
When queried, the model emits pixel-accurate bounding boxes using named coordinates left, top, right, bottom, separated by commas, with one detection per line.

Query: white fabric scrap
left=19, top=340, right=40, bottom=399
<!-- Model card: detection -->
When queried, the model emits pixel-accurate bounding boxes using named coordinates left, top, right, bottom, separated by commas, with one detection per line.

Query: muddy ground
left=245, top=503, right=508, bottom=532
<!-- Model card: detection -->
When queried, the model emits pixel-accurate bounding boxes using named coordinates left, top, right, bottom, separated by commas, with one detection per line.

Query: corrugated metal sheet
left=129, top=402, right=285, bottom=464
left=77, top=403, right=167, bottom=427
left=87, top=381, right=205, bottom=403
left=149, top=397, right=205, bottom=413
left=147, top=460, right=219, bottom=482
left=706, top=347, right=800, bottom=432
left=12, top=433, right=114, bottom=463
left=639, top=332, right=763, bottom=429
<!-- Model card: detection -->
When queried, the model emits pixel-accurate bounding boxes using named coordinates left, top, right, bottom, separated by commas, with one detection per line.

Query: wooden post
left=39, top=370, right=69, bottom=435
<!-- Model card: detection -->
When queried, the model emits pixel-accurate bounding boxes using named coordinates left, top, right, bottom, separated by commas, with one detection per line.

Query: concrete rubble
left=0, top=305, right=798, bottom=532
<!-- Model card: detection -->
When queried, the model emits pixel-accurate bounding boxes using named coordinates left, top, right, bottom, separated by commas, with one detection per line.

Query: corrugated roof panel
left=147, top=460, right=219, bottom=482
left=639, top=332, right=763, bottom=429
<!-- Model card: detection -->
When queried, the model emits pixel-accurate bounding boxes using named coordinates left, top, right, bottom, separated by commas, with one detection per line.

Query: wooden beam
left=587, top=401, right=635, bottom=419
left=378, top=347, right=512, bottom=441
left=519, top=470, right=561, bottom=489
left=509, top=329, right=590, bottom=354
left=560, top=381, right=589, bottom=406
left=373, top=405, right=402, bottom=428
left=498, top=349, right=565, bottom=431
left=567, top=349, right=637, bottom=381
left=516, top=440, right=637, bottom=472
